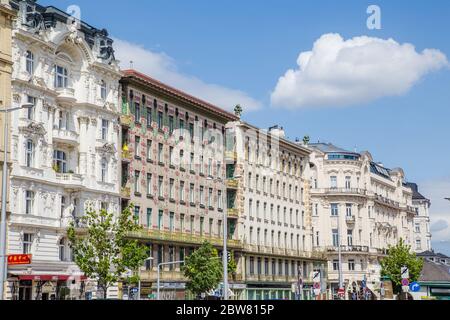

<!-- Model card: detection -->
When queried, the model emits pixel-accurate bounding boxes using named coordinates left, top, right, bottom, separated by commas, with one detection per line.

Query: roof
left=370, top=162, right=392, bottom=180
left=121, top=69, right=238, bottom=122
left=417, top=250, right=450, bottom=259
left=405, top=182, right=429, bottom=201
left=308, top=142, right=356, bottom=154
left=419, top=259, right=450, bottom=283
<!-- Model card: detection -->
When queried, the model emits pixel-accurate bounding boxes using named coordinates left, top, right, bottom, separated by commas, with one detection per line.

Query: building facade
left=6, top=0, right=121, bottom=300
left=308, top=143, right=416, bottom=298
left=119, top=70, right=242, bottom=300
left=406, top=182, right=432, bottom=253
left=224, top=123, right=328, bottom=300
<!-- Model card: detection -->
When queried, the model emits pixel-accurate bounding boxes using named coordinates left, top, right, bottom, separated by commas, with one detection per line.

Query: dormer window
left=100, top=80, right=107, bottom=100
left=26, top=50, right=34, bottom=74
left=55, top=65, right=68, bottom=88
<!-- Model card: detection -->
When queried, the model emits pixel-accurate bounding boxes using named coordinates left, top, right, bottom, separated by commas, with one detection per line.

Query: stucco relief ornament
left=96, top=143, right=116, bottom=155
left=19, top=122, right=47, bottom=138
left=23, top=7, right=45, bottom=34
left=66, top=22, right=83, bottom=45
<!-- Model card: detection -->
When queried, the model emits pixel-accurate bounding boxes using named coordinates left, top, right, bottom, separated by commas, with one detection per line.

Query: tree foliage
left=67, top=204, right=147, bottom=299
left=183, top=241, right=222, bottom=298
left=380, top=238, right=423, bottom=294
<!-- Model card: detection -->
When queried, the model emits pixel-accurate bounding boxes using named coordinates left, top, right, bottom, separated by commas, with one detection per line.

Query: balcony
left=374, top=194, right=400, bottom=208
left=227, top=208, right=239, bottom=218
left=120, top=114, right=133, bottom=127
left=128, top=229, right=243, bottom=249
left=226, top=179, right=239, bottom=189
left=311, top=188, right=367, bottom=196
left=55, top=87, right=76, bottom=103
left=53, top=128, right=79, bottom=146
left=323, top=245, right=369, bottom=253
left=122, top=150, right=132, bottom=162
left=55, top=172, right=84, bottom=189
left=225, top=151, right=237, bottom=161
left=345, top=215, right=356, bottom=224
left=243, top=244, right=325, bottom=260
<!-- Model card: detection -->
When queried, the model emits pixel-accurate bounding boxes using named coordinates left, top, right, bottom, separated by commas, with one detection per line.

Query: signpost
left=401, top=266, right=409, bottom=293
left=410, top=282, right=420, bottom=292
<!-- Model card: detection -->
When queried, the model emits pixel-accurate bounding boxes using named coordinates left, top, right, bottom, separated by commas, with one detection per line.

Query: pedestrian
left=351, top=291, right=357, bottom=300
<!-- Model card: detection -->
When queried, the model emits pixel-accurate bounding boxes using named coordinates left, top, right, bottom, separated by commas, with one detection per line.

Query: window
left=135, top=136, right=141, bottom=158
left=169, top=178, right=174, bottom=199
left=146, top=208, right=152, bottom=227
left=158, top=143, right=163, bottom=163
left=25, top=139, right=34, bottom=167
left=208, top=158, right=212, bottom=176
left=200, top=217, right=204, bottom=236
left=218, top=190, right=223, bottom=209
left=315, top=231, right=319, bottom=247
left=146, top=173, right=152, bottom=195
left=189, top=123, right=194, bottom=139
left=23, top=233, right=33, bottom=254
left=55, top=65, right=68, bottom=88
left=135, top=103, right=141, bottom=121
left=347, top=230, right=353, bottom=246
left=180, top=181, right=185, bottom=201
left=26, top=96, right=35, bottom=120
left=218, top=220, right=222, bottom=237
left=158, top=210, right=163, bottom=230
left=158, top=111, right=163, bottom=129
left=346, top=203, right=352, bottom=217
left=189, top=183, right=195, bottom=203
left=53, top=150, right=67, bottom=173
left=26, top=50, right=34, bottom=74
left=146, top=140, right=152, bottom=160
left=101, top=157, right=108, bottom=183
left=60, top=196, right=66, bottom=218
left=416, top=239, right=421, bottom=250
left=180, top=214, right=185, bottom=232
left=348, top=259, right=355, bottom=271
left=146, top=107, right=152, bottom=126
left=199, top=155, right=204, bottom=174
left=169, top=146, right=174, bottom=166
left=345, top=176, right=351, bottom=189
left=169, top=212, right=174, bottom=232
left=25, top=191, right=34, bottom=215
left=189, top=153, right=194, bottom=171
left=59, top=238, right=66, bottom=261
left=134, top=206, right=140, bottom=222
left=330, top=176, right=337, bottom=189
left=331, top=203, right=339, bottom=216
left=332, top=229, right=339, bottom=247
left=100, top=80, right=107, bottom=100
left=158, top=176, right=164, bottom=198
left=101, top=119, right=109, bottom=140
left=190, top=215, right=194, bottom=234
left=199, top=186, right=204, bottom=205
left=208, top=188, right=213, bottom=207
left=333, top=260, right=339, bottom=271
left=134, top=170, right=140, bottom=193
left=415, top=223, right=420, bottom=233
left=314, top=203, right=318, bottom=216
left=169, top=116, right=174, bottom=134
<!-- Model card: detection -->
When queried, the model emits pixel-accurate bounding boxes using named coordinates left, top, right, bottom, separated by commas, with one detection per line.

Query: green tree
left=380, top=238, right=423, bottom=294
left=67, top=204, right=147, bottom=299
left=183, top=241, right=222, bottom=298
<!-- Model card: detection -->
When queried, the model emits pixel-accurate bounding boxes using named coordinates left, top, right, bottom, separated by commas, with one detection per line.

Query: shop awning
left=15, top=275, right=87, bottom=281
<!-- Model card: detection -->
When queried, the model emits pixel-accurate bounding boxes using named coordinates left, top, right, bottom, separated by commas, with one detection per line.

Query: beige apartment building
left=0, top=0, right=15, bottom=215
left=308, top=142, right=416, bottom=298
left=224, top=123, right=328, bottom=300
left=119, top=70, right=242, bottom=300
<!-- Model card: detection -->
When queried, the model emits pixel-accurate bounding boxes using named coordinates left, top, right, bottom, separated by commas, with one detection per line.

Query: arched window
left=53, top=150, right=67, bottom=173
left=101, top=157, right=108, bottom=182
left=25, top=139, right=34, bottom=167
left=100, top=80, right=107, bottom=100
left=26, top=50, right=34, bottom=74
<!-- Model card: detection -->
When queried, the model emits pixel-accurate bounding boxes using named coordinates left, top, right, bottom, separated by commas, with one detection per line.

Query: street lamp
left=0, top=103, right=35, bottom=300
left=156, top=260, right=184, bottom=300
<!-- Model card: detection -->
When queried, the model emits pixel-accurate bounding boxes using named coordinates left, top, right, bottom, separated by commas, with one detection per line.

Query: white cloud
left=113, top=38, right=261, bottom=112
left=271, top=33, right=449, bottom=109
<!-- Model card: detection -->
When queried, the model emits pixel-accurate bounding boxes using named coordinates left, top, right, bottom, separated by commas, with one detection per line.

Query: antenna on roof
left=354, top=145, right=357, bottom=152
left=129, top=60, right=134, bottom=69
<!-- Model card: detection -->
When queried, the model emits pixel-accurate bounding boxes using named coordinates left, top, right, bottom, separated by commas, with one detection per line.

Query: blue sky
left=40, top=0, right=450, bottom=254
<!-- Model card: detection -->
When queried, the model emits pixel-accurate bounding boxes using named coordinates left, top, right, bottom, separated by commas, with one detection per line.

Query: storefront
left=7, top=274, right=89, bottom=300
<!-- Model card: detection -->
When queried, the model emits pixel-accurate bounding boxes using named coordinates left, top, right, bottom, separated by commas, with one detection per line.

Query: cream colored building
left=224, top=123, right=327, bottom=300
left=6, top=0, right=121, bottom=300
left=308, top=142, right=415, bottom=297
left=406, top=182, right=431, bottom=253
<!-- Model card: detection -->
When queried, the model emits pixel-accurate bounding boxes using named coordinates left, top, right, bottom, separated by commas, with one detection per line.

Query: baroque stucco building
left=6, top=0, right=121, bottom=300
left=308, top=142, right=416, bottom=297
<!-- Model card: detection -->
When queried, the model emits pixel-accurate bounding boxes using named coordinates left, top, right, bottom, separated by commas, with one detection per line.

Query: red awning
left=18, top=275, right=87, bottom=281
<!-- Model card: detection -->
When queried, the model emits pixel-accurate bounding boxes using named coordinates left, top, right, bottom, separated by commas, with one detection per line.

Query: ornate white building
left=405, top=182, right=432, bottom=253
left=308, top=142, right=416, bottom=298
left=6, top=0, right=121, bottom=300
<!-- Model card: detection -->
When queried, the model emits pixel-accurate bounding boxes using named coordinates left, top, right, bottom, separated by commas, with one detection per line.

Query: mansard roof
left=309, top=142, right=356, bottom=154
left=405, top=182, right=429, bottom=201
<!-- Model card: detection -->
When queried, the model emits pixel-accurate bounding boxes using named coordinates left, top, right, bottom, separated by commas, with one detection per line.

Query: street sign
left=401, top=266, right=409, bottom=279
left=402, top=286, right=409, bottom=293
left=401, top=278, right=409, bottom=286
left=131, top=287, right=138, bottom=293
left=312, top=270, right=321, bottom=283
left=313, top=282, right=320, bottom=289
left=7, top=254, right=32, bottom=265
left=410, top=282, right=420, bottom=292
